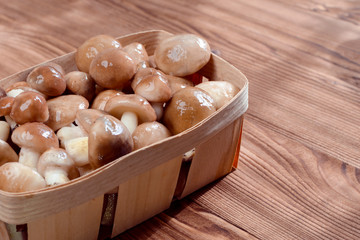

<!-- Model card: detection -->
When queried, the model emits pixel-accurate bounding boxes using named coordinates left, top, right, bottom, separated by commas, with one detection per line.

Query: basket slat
left=0, top=221, right=10, bottom=240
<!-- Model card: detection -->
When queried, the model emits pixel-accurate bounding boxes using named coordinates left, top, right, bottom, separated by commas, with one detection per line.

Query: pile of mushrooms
left=0, top=33, right=240, bottom=193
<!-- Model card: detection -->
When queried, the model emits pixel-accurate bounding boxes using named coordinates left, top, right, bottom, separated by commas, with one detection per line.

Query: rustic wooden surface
left=0, top=0, right=359, bottom=239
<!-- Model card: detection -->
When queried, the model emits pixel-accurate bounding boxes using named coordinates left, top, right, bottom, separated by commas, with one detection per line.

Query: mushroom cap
left=166, top=75, right=194, bottom=95
left=37, top=148, right=80, bottom=181
left=134, top=74, right=172, bottom=103
left=196, top=81, right=239, bottom=110
left=0, top=121, right=10, bottom=141
left=10, top=91, right=49, bottom=124
left=0, top=87, right=6, bottom=98
left=89, top=48, right=136, bottom=89
left=0, top=139, right=18, bottom=166
left=104, top=94, right=156, bottom=123
left=0, top=162, right=46, bottom=193
left=91, top=89, right=123, bottom=111
left=5, top=81, right=30, bottom=92
left=0, top=96, right=14, bottom=116
left=75, top=35, right=121, bottom=73
left=122, top=42, right=149, bottom=68
left=45, top=95, right=89, bottom=131
left=65, top=71, right=96, bottom=101
left=131, top=67, right=165, bottom=90
left=75, top=109, right=107, bottom=133
left=11, top=122, right=59, bottom=153
left=163, top=87, right=216, bottom=135
left=26, top=64, right=66, bottom=96
left=89, top=115, right=133, bottom=169
left=132, top=121, right=171, bottom=150
left=154, top=34, right=211, bottom=76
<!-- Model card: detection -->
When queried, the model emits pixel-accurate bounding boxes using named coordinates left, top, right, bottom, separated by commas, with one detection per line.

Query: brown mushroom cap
left=134, top=74, right=172, bottom=103
left=0, top=162, right=46, bottom=192
left=166, top=75, right=194, bottom=95
left=75, top=35, right=121, bottom=73
left=75, top=109, right=106, bottom=133
left=91, top=89, right=123, bottom=111
left=10, top=91, right=49, bottom=125
left=46, top=95, right=89, bottom=131
left=11, top=122, right=59, bottom=153
left=154, top=34, right=211, bottom=76
left=89, top=115, right=133, bottom=169
left=132, top=121, right=171, bottom=150
left=163, top=87, right=216, bottom=135
left=122, top=42, right=149, bottom=69
left=26, top=64, right=66, bottom=96
left=0, top=96, right=14, bottom=116
left=65, top=71, right=96, bottom=101
left=104, top=94, right=156, bottom=123
left=0, top=139, right=18, bottom=166
left=0, top=87, right=6, bottom=98
left=89, top=48, right=136, bottom=89
left=131, top=67, right=165, bottom=90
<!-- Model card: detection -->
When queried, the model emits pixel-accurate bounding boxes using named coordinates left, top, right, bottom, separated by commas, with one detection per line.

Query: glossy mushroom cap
left=91, top=89, right=123, bottom=111
left=0, top=139, right=18, bottom=166
left=65, top=71, right=96, bottom=101
left=26, top=64, right=66, bottom=96
left=89, top=115, right=133, bottom=169
left=196, top=81, right=239, bottom=110
left=75, top=35, right=121, bottom=73
left=163, top=87, right=216, bottom=135
left=10, top=91, right=49, bottom=124
left=134, top=74, right=172, bottom=103
left=122, top=42, right=149, bottom=69
left=89, top=48, right=136, bottom=89
left=0, top=162, right=46, bottom=193
left=131, top=68, right=165, bottom=90
left=166, top=75, right=194, bottom=95
left=46, top=95, right=89, bottom=131
left=11, top=122, right=59, bottom=153
left=154, top=34, right=211, bottom=76
left=104, top=94, right=156, bottom=123
left=132, top=121, right=171, bottom=150
left=75, top=109, right=106, bottom=133
left=0, top=96, right=14, bottom=116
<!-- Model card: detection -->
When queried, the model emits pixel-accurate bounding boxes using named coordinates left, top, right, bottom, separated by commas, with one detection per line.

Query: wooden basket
left=0, top=30, right=248, bottom=240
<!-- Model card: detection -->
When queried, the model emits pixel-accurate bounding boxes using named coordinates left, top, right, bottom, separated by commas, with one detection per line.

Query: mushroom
left=132, top=121, right=171, bottom=150
left=37, top=148, right=80, bottom=186
left=0, top=121, right=10, bottom=141
left=75, top=35, right=121, bottom=73
left=0, top=162, right=46, bottom=192
left=91, top=89, right=123, bottom=111
left=11, top=122, right=59, bottom=170
left=104, top=94, right=156, bottom=134
left=196, top=81, right=239, bottom=109
left=75, top=109, right=106, bottom=133
left=89, top=115, right=133, bottom=169
left=0, top=87, right=6, bottom=98
left=154, top=34, right=211, bottom=76
left=122, top=42, right=149, bottom=69
left=65, top=71, right=96, bottom=101
left=89, top=48, right=136, bottom=90
left=0, top=139, right=18, bottom=166
left=5, top=81, right=47, bottom=99
left=163, top=87, right=216, bottom=135
left=45, top=95, right=89, bottom=131
left=10, top=91, right=49, bottom=125
left=64, top=137, right=89, bottom=167
left=26, top=63, right=66, bottom=97
left=166, top=75, right=194, bottom=95
left=0, top=96, right=14, bottom=117
left=57, top=125, right=87, bottom=148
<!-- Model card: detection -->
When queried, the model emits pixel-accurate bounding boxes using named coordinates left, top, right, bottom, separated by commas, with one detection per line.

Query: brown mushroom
left=122, top=42, right=149, bottom=69
left=91, top=89, right=123, bottom=111
left=65, top=71, right=96, bottom=101
left=89, top=48, right=136, bottom=89
left=132, top=121, right=171, bottom=150
left=133, top=74, right=172, bottom=103
left=163, top=87, right=216, bottom=135
left=154, top=34, right=211, bottom=76
left=75, top=109, right=106, bottom=133
left=0, top=139, right=18, bottom=166
left=166, top=75, right=194, bottom=95
left=0, top=162, right=46, bottom=192
left=89, top=115, right=133, bottom=169
left=37, top=148, right=80, bottom=186
left=0, top=121, right=10, bottom=141
left=75, top=35, right=121, bottom=73
left=10, top=91, right=49, bottom=125
left=0, top=96, right=14, bottom=117
left=104, top=94, right=156, bottom=134
left=26, top=64, right=66, bottom=96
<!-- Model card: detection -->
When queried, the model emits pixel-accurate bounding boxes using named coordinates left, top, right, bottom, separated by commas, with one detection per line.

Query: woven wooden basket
left=0, top=30, right=248, bottom=240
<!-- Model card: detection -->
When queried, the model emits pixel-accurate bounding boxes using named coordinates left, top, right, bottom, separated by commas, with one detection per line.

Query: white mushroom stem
left=57, top=125, right=87, bottom=148
left=43, top=168, right=70, bottom=186
left=4, top=115, right=17, bottom=131
left=120, top=111, right=138, bottom=134
left=0, top=121, right=10, bottom=141
left=65, top=137, right=89, bottom=167
left=18, top=147, right=41, bottom=171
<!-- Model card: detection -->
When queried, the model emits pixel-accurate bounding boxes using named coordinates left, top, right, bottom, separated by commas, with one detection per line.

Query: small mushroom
left=46, top=95, right=89, bottom=131
left=132, top=121, right=171, bottom=150
left=104, top=94, right=156, bottom=134
left=10, top=91, right=49, bottom=125
left=75, top=35, right=121, bottom=73
left=37, top=148, right=80, bottom=186
left=89, top=115, right=133, bottom=169
left=163, top=87, right=216, bottom=135
left=89, top=48, right=136, bottom=89
left=26, top=64, right=66, bottom=96
left=0, top=121, right=10, bottom=141
left=75, top=109, right=106, bottom=133
left=65, top=71, right=96, bottom=101
left=0, top=162, right=46, bottom=192
left=0, top=96, right=14, bottom=117
left=0, top=139, right=18, bottom=166
left=122, top=42, right=149, bottom=69
left=57, top=125, right=87, bottom=148
left=64, top=137, right=89, bottom=167
left=154, top=34, right=211, bottom=76
left=166, top=75, right=194, bottom=95
left=91, top=89, right=123, bottom=111
left=196, top=81, right=239, bottom=109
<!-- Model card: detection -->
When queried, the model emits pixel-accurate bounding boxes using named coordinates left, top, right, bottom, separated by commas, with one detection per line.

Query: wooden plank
left=27, top=196, right=103, bottom=240
left=0, top=221, right=10, bottom=240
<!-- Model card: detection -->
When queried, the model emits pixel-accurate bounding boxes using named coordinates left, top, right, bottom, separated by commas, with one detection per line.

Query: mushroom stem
left=120, top=111, right=138, bottom=134
left=0, top=121, right=10, bottom=141
left=18, top=147, right=40, bottom=171
left=44, top=169, right=70, bottom=186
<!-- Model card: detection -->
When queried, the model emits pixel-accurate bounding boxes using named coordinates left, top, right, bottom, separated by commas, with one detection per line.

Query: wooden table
left=0, top=0, right=359, bottom=239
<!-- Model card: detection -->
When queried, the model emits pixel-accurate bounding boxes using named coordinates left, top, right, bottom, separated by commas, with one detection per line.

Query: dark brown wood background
left=0, top=0, right=359, bottom=239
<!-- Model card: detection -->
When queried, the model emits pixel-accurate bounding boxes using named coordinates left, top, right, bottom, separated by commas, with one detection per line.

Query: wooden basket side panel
left=27, top=195, right=104, bottom=240
left=111, top=155, right=182, bottom=237
left=180, top=116, right=243, bottom=199
left=0, top=221, right=10, bottom=240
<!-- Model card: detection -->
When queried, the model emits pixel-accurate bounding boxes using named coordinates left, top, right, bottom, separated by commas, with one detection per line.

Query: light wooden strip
left=0, top=221, right=10, bottom=240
